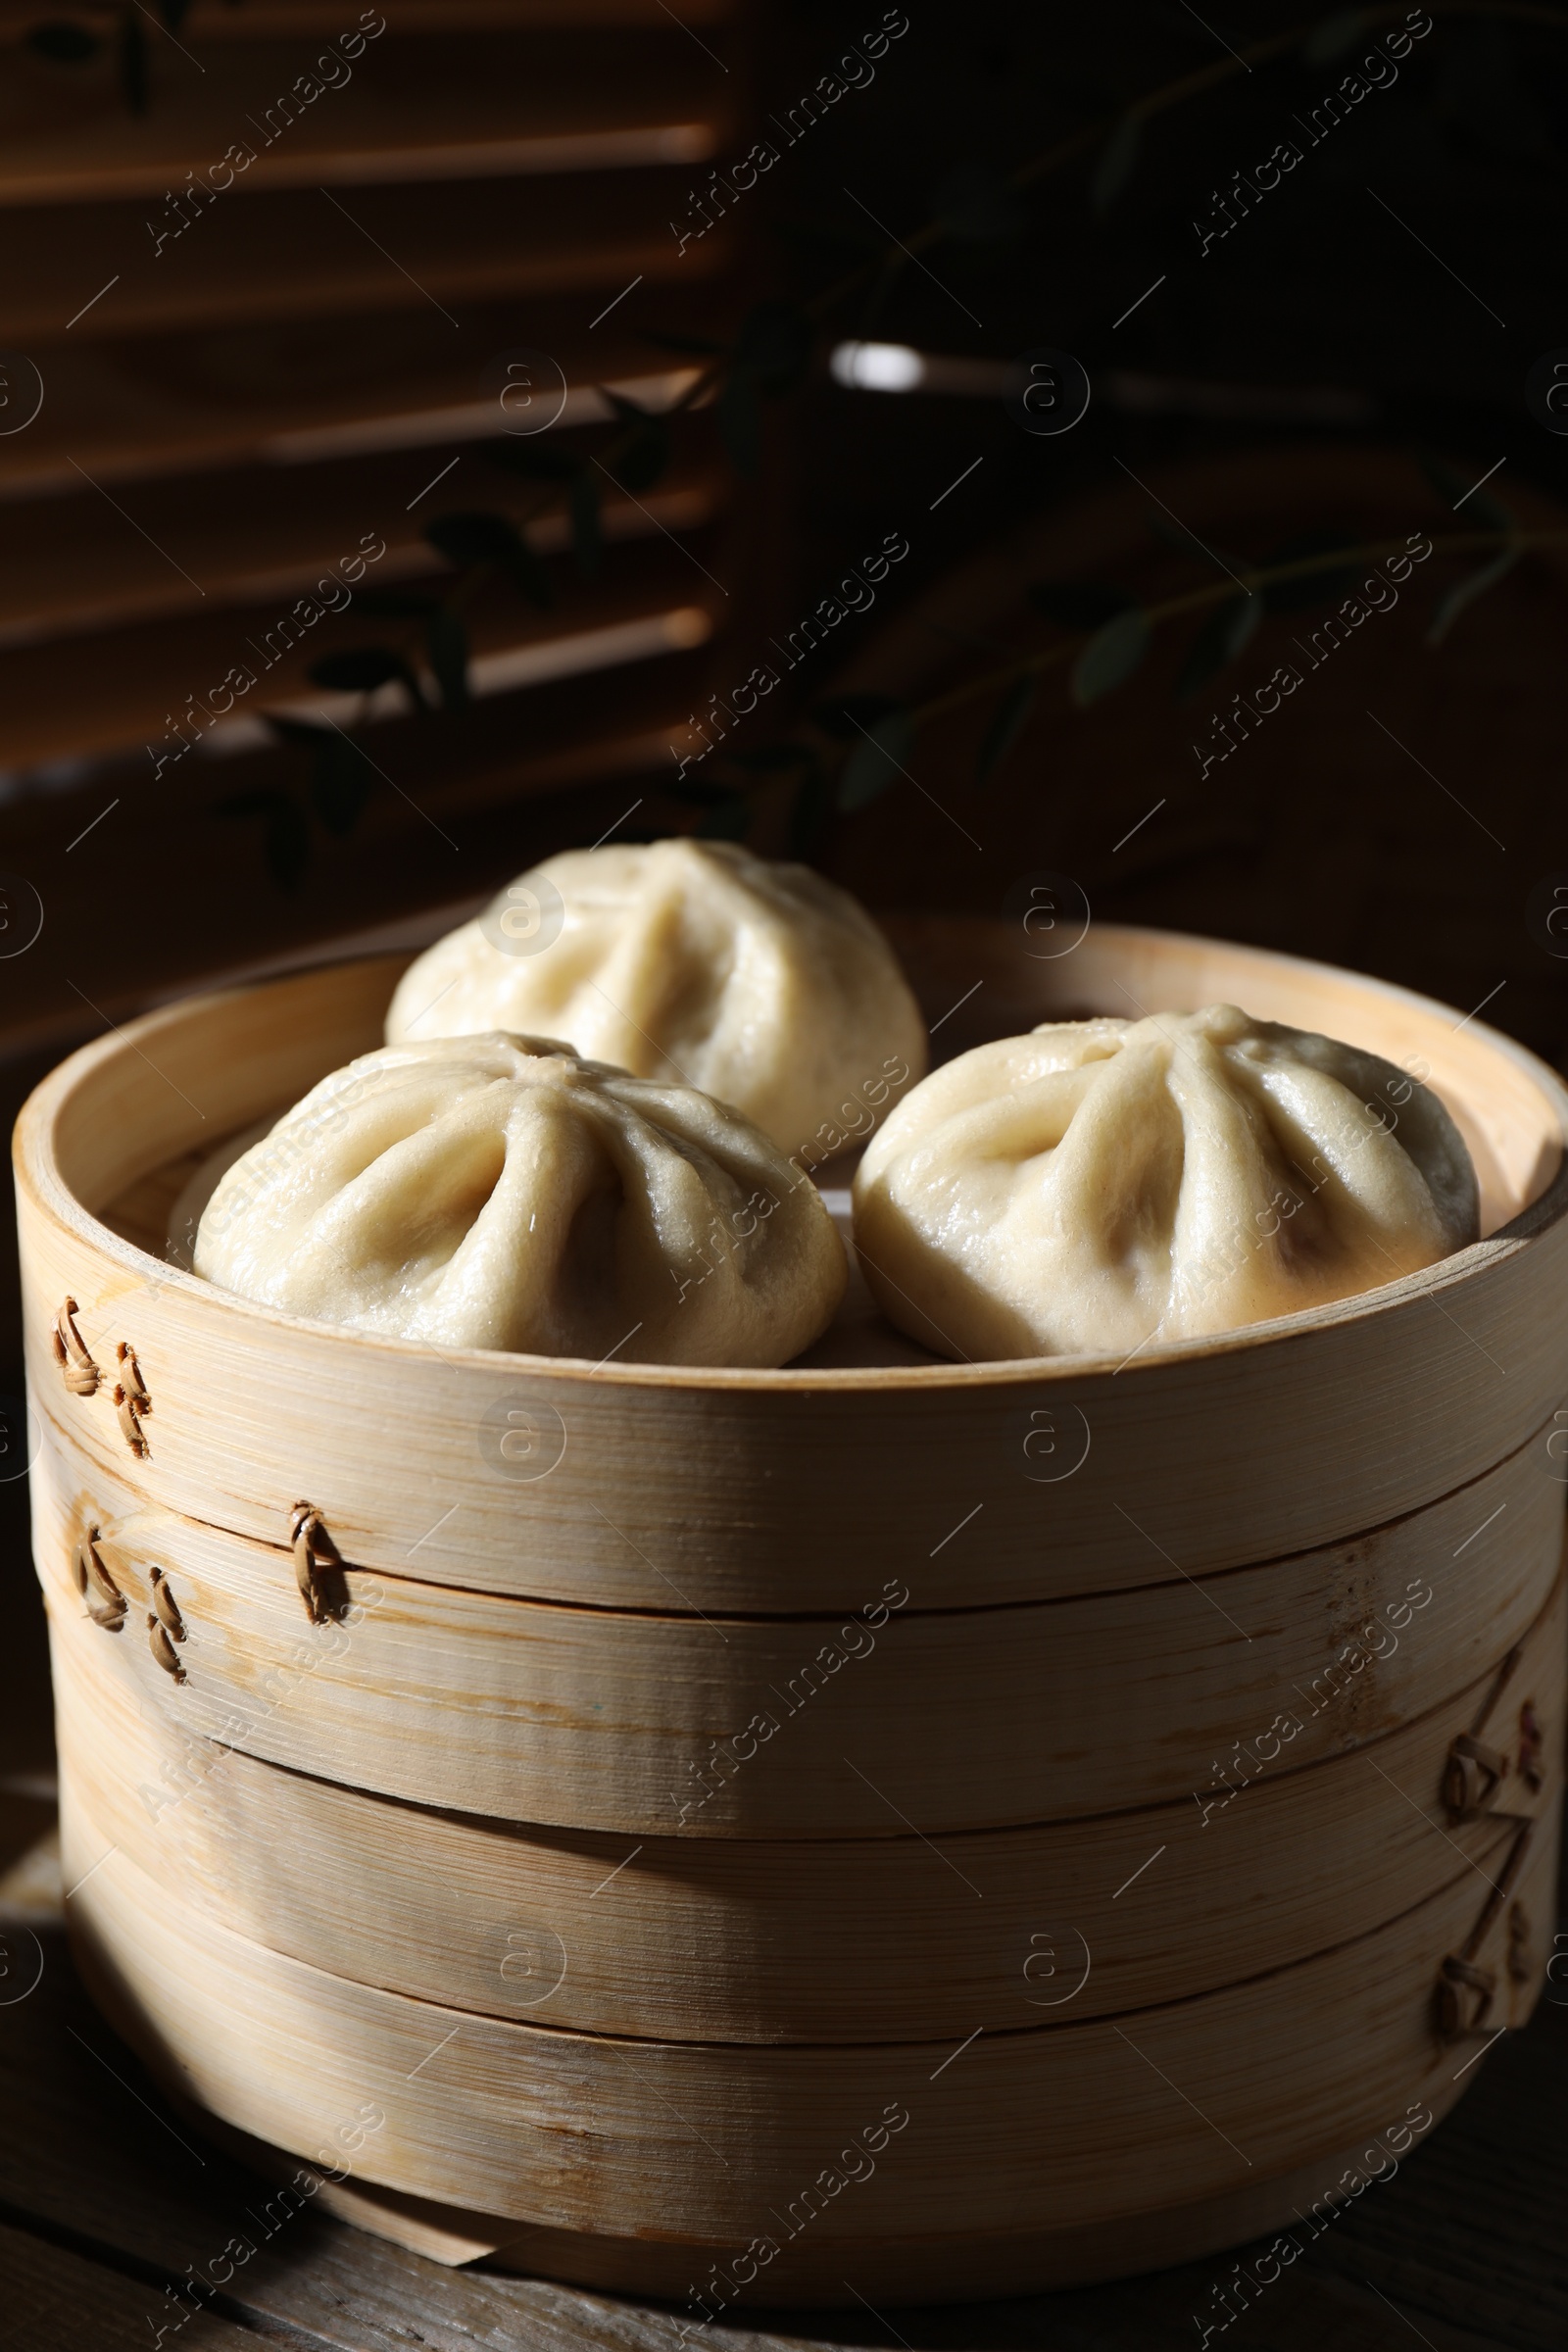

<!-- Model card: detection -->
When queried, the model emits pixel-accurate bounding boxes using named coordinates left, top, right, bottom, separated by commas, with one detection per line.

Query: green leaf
left=117, top=5, right=148, bottom=114
left=1427, top=547, right=1519, bottom=647
left=1259, top=531, right=1361, bottom=612
left=732, top=302, right=811, bottom=394
left=216, top=787, right=310, bottom=890
left=1028, top=581, right=1136, bottom=631
left=722, top=741, right=818, bottom=774
left=569, top=472, right=602, bottom=579
left=788, top=759, right=835, bottom=858
left=601, top=395, right=670, bottom=494
left=215, top=788, right=282, bottom=817
left=1144, top=512, right=1252, bottom=585
left=1091, top=115, right=1142, bottom=212
left=1302, top=10, right=1369, bottom=62
left=1174, top=594, right=1261, bottom=701
left=353, top=586, right=444, bottom=619
left=930, top=161, right=1021, bottom=244
left=264, top=798, right=311, bottom=889
left=617, top=422, right=670, bottom=493
left=426, top=607, right=470, bottom=709
left=1418, top=451, right=1514, bottom=537
left=1417, top=451, right=1474, bottom=506
left=976, top=676, right=1037, bottom=782
left=25, top=21, right=103, bottom=60
left=480, top=437, right=581, bottom=483
left=308, top=646, right=424, bottom=706
left=424, top=510, right=551, bottom=609
left=694, top=794, right=753, bottom=841
left=837, top=705, right=914, bottom=811
left=1438, top=18, right=1548, bottom=160
left=811, top=692, right=905, bottom=741
left=663, top=775, right=739, bottom=807
left=717, top=370, right=761, bottom=475
left=1072, top=607, right=1149, bottom=705
left=263, top=715, right=331, bottom=749
left=716, top=304, right=811, bottom=475
left=770, top=215, right=883, bottom=267
left=309, top=734, right=374, bottom=837
left=423, top=509, right=526, bottom=567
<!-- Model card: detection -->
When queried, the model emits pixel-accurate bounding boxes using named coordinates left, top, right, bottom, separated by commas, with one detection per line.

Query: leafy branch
left=679, top=507, right=1556, bottom=856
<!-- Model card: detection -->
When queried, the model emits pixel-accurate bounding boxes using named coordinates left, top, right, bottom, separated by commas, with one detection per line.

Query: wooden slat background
left=0, top=0, right=760, bottom=1003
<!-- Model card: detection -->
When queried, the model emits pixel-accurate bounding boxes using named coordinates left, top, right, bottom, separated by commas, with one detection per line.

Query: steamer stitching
left=113, top=1341, right=153, bottom=1457
left=289, top=1502, right=341, bottom=1626
left=52, top=1297, right=100, bottom=1396
left=147, top=1611, right=187, bottom=1684
left=74, top=1526, right=127, bottom=1631
left=149, top=1566, right=186, bottom=1643
left=1434, top=1650, right=1548, bottom=2037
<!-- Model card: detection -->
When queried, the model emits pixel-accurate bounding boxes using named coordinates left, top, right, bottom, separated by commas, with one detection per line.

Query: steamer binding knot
left=51, top=1297, right=99, bottom=1397
left=113, top=1343, right=152, bottom=1458
left=1434, top=1643, right=1551, bottom=2041
left=289, top=1502, right=343, bottom=1626
left=73, top=1527, right=125, bottom=1632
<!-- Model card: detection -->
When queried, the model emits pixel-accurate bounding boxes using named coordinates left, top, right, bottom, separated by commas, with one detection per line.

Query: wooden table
left=0, top=1800, right=1561, bottom=2352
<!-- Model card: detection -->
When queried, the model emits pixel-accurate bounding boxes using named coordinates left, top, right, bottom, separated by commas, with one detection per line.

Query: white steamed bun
left=384, top=839, right=927, bottom=1155
left=852, top=1003, right=1479, bottom=1361
left=195, top=1034, right=846, bottom=1366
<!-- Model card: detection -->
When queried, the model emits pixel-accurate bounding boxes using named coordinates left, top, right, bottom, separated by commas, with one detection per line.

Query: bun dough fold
left=852, top=1004, right=1479, bottom=1361
left=196, top=1034, right=847, bottom=1366
left=385, top=839, right=927, bottom=1155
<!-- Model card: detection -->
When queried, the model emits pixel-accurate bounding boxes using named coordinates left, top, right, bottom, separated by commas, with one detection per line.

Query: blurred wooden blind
left=0, top=0, right=748, bottom=824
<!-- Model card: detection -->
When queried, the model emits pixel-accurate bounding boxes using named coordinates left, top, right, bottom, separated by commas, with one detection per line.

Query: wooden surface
left=1, top=1798, right=1562, bottom=2342
left=19, top=928, right=1568, bottom=1615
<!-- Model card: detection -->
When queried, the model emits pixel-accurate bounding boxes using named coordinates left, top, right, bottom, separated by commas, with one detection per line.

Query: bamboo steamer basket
left=33, top=1417, right=1564, bottom=1834
left=47, top=1563, right=1564, bottom=2044
left=18, top=917, right=1568, bottom=2305
left=58, top=1775, right=1562, bottom=2301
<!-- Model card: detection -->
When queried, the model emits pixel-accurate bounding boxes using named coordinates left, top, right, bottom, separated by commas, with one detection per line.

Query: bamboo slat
left=32, top=1416, right=1563, bottom=1836
left=19, top=929, right=1568, bottom=1616
left=47, top=1563, right=1564, bottom=2043
left=0, top=540, right=716, bottom=769
left=9, top=1909, right=1553, bottom=2333
left=0, top=32, right=731, bottom=207
left=0, top=448, right=719, bottom=650
left=0, top=307, right=705, bottom=501
left=60, top=1790, right=1557, bottom=2298
left=161, top=2084, right=1483, bottom=2304
left=0, top=3, right=739, bottom=34
left=1, top=171, right=733, bottom=345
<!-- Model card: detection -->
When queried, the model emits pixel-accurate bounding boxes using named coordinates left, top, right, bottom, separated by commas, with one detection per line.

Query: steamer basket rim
left=17, top=918, right=1568, bottom=1396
